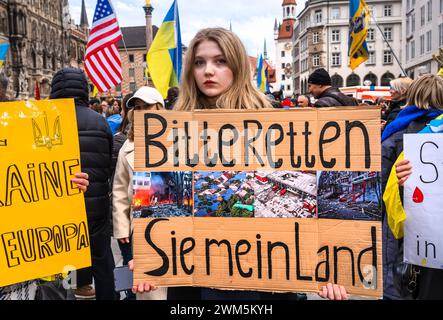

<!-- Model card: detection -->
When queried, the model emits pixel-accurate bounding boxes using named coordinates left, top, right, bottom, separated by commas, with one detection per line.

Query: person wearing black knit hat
left=308, top=68, right=358, bottom=107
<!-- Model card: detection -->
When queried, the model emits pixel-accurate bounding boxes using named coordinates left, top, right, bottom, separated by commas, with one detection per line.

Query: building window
left=407, top=0, right=411, bottom=11
left=301, top=38, right=308, bottom=51
left=287, top=85, right=291, bottom=91
left=411, top=40, right=415, bottom=59
left=383, top=50, right=393, bottom=64
left=129, top=54, right=134, bottom=63
left=281, top=51, right=285, bottom=57
left=426, top=30, right=432, bottom=52
left=406, top=42, right=410, bottom=61
left=420, top=34, right=425, bottom=54
left=313, top=54, right=320, bottom=67
left=331, top=74, right=343, bottom=88
left=441, top=0, right=443, bottom=13
left=427, top=0, right=432, bottom=22
left=367, top=28, right=375, bottom=41
left=129, top=68, right=135, bottom=77
left=406, top=16, right=410, bottom=35
left=331, top=29, right=340, bottom=42
left=411, top=14, right=415, bottom=33
left=286, top=25, right=291, bottom=32
left=440, top=23, right=443, bottom=46
left=420, top=6, right=425, bottom=26
left=282, top=63, right=285, bottom=69
left=116, top=83, right=122, bottom=92
left=313, top=32, right=319, bottom=44
left=331, top=52, right=341, bottom=66
left=384, top=27, right=392, bottom=41
left=301, top=59, right=308, bottom=72
left=384, top=5, right=392, bottom=16
left=130, top=82, right=136, bottom=92
left=315, top=10, right=322, bottom=24
left=282, top=74, right=286, bottom=81
left=366, top=51, right=376, bottom=65
left=331, top=7, right=340, bottom=20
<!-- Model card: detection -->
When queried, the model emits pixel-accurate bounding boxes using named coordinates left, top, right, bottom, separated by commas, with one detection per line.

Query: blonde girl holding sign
left=131, top=27, right=347, bottom=300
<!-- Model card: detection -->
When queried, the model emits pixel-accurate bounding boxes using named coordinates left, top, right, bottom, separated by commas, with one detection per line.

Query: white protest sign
left=404, top=133, right=443, bottom=269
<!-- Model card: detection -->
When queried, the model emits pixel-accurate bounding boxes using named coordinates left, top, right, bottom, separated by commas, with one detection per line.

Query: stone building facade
left=294, top=0, right=403, bottom=94
left=0, top=0, right=88, bottom=100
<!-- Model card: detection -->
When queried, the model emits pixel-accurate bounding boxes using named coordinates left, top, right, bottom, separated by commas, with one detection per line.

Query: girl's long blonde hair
left=175, top=28, right=272, bottom=111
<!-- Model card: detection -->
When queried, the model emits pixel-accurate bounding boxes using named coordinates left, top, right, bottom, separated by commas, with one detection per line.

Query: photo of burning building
left=252, top=171, right=317, bottom=218
left=317, top=171, right=382, bottom=221
left=194, top=171, right=255, bottom=217
left=132, top=172, right=193, bottom=218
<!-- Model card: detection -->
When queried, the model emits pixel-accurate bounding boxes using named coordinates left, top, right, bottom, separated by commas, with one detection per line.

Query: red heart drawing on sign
left=413, top=187, right=424, bottom=203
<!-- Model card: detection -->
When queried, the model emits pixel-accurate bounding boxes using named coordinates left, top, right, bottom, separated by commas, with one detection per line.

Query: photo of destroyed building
left=132, top=171, right=193, bottom=218
left=252, top=171, right=317, bottom=218
left=317, top=171, right=382, bottom=221
left=194, top=171, right=254, bottom=217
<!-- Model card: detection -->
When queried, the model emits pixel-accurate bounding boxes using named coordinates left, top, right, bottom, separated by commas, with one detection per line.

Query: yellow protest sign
left=0, top=99, right=91, bottom=287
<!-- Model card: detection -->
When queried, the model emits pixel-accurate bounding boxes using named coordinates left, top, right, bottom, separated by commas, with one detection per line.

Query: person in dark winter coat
left=308, top=68, right=358, bottom=107
left=381, top=74, right=443, bottom=300
left=50, top=68, right=117, bottom=300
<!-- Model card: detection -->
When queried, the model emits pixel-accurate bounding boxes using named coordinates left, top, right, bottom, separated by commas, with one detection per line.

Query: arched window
left=52, top=55, right=57, bottom=71
left=331, top=74, right=344, bottom=88
left=380, top=72, right=395, bottom=86
left=346, top=73, right=360, bottom=86
left=32, top=50, right=37, bottom=68
left=363, top=73, right=378, bottom=86
left=287, top=7, right=290, bottom=16
left=32, top=21, right=37, bottom=40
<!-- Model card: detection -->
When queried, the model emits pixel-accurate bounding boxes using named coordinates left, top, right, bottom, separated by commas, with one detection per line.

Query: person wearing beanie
left=308, top=68, right=358, bottom=107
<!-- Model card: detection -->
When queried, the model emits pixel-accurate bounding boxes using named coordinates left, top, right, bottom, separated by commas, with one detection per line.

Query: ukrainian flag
left=0, top=42, right=10, bottom=68
left=146, top=0, right=182, bottom=98
left=256, top=54, right=268, bottom=93
left=348, top=0, right=370, bottom=70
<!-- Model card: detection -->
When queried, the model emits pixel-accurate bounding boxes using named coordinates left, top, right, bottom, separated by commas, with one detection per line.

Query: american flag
left=85, top=0, right=122, bottom=92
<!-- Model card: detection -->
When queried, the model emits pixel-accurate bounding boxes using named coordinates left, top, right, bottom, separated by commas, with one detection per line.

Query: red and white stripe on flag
left=85, top=0, right=122, bottom=93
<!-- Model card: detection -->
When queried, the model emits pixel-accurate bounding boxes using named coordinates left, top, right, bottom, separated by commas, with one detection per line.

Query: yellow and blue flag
left=0, top=42, right=10, bottom=68
left=146, top=0, right=182, bottom=98
left=348, top=0, right=370, bottom=70
left=256, top=54, right=268, bottom=93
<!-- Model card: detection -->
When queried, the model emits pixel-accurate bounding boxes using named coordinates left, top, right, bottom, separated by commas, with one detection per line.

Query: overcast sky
left=69, top=0, right=307, bottom=63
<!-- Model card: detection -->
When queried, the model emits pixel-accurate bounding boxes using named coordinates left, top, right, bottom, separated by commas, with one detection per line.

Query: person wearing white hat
left=112, top=86, right=167, bottom=300
left=126, top=86, right=165, bottom=109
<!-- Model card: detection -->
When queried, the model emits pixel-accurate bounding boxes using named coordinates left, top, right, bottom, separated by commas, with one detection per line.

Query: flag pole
left=370, top=14, right=407, bottom=76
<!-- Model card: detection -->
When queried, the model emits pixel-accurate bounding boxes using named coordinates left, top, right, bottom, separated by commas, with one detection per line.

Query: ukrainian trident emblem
left=32, top=112, right=63, bottom=150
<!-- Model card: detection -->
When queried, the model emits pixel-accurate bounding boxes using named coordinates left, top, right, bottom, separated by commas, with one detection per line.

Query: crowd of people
left=1, top=26, right=443, bottom=301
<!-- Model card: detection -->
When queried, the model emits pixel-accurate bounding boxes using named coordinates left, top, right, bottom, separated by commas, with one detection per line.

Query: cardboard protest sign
left=133, top=217, right=382, bottom=297
left=0, top=99, right=90, bottom=287
left=404, top=133, right=443, bottom=269
left=133, top=108, right=381, bottom=172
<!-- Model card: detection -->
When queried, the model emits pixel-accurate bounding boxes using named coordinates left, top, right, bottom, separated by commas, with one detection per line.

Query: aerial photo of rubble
left=252, top=171, right=317, bottom=218
left=132, top=172, right=193, bottom=218
left=194, top=171, right=255, bottom=217
left=317, top=171, right=382, bottom=221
